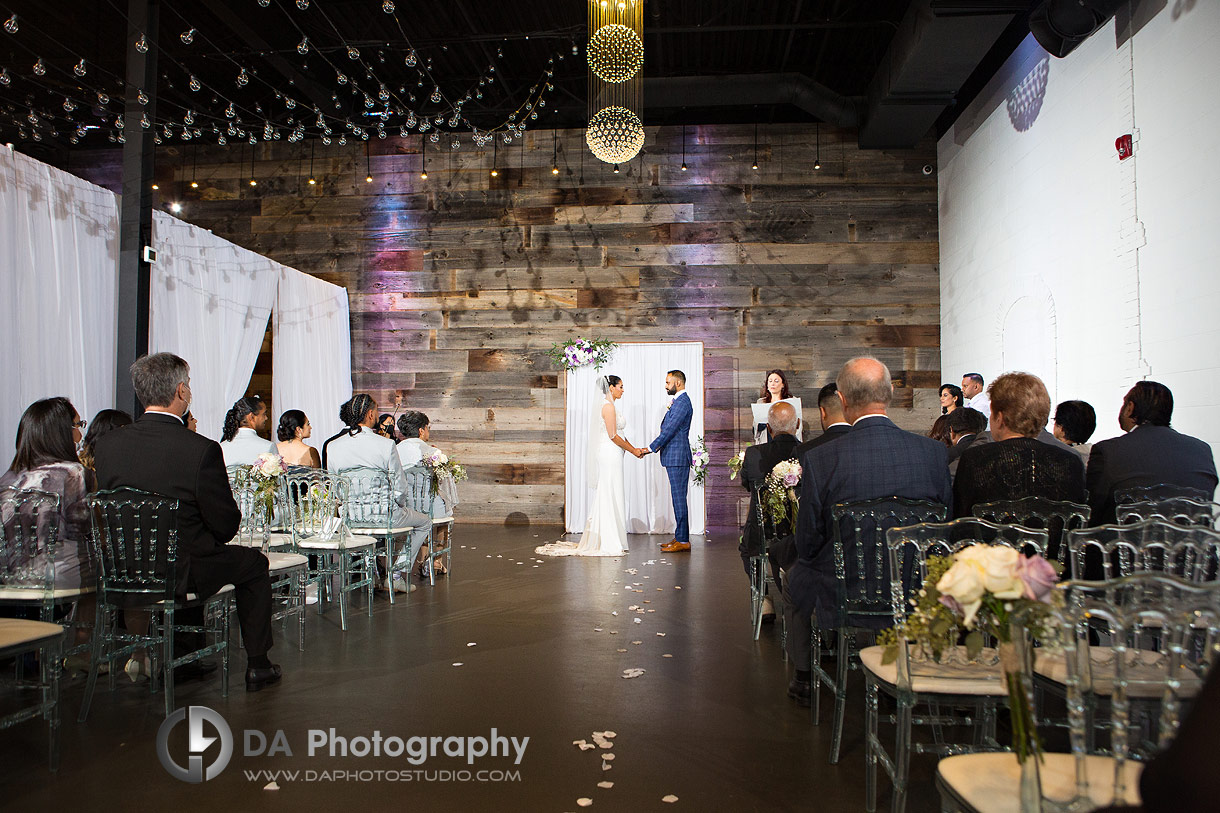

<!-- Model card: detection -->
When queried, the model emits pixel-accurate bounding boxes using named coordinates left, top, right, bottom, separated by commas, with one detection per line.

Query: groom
left=647, top=369, right=694, bottom=553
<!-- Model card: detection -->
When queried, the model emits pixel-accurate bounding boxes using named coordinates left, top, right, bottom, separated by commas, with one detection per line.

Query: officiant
left=754, top=370, right=802, bottom=444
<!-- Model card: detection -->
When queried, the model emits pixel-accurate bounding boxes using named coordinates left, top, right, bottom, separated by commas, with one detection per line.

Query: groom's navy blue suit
left=652, top=391, right=694, bottom=544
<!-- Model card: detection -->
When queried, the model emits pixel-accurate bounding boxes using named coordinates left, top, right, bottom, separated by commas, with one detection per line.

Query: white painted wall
left=938, top=4, right=1220, bottom=476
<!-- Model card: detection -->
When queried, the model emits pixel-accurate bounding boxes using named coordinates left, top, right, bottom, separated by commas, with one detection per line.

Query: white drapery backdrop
left=272, top=266, right=353, bottom=445
left=0, top=146, right=119, bottom=462
left=564, top=342, right=705, bottom=535
left=151, top=212, right=280, bottom=442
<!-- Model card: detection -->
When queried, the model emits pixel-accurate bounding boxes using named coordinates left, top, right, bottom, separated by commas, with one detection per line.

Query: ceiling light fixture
left=814, top=123, right=821, bottom=171
left=752, top=122, right=759, bottom=171
left=365, top=141, right=373, bottom=183
left=420, top=134, right=428, bottom=179
left=680, top=124, right=687, bottom=171
left=490, top=140, right=498, bottom=177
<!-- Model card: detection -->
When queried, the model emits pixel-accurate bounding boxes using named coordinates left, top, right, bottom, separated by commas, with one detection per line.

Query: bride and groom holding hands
left=536, top=369, right=693, bottom=558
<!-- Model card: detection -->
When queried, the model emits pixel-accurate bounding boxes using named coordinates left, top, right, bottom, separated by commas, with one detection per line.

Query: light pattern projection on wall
left=586, top=0, right=643, bottom=166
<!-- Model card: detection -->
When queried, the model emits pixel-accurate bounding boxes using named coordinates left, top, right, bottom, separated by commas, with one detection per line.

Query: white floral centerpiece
left=247, top=452, right=285, bottom=515
left=548, top=338, right=618, bottom=371
left=690, top=437, right=709, bottom=485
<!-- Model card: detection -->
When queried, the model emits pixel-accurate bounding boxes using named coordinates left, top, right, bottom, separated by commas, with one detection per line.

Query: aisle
left=0, top=526, right=935, bottom=811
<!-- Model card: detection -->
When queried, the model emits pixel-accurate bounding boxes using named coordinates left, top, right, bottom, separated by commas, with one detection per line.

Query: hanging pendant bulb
left=32, top=58, right=45, bottom=76
left=0, top=69, right=10, bottom=87
left=405, top=49, right=417, bottom=67
left=295, top=0, right=309, bottom=9
left=134, top=35, right=148, bottom=53
left=430, top=87, right=442, bottom=104
left=257, top=0, right=269, bottom=6
left=74, top=59, right=87, bottom=77
left=236, top=68, right=249, bottom=87
left=98, top=91, right=109, bottom=105
left=297, top=37, right=309, bottom=55
left=284, top=97, right=296, bottom=109
left=336, top=73, right=348, bottom=85
left=347, top=46, right=360, bottom=61
left=140, top=114, right=150, bottom=129
left=138, top=90, right=149, bottom=106
left=63, top=97, right=76, bottom=112
left=189, top=75, right=201, bottom=91
left=4, top=15, right=17, bottom=34
left=180, top=28, right=196, bottom=45
left=383, top=0, right=395, bottom=11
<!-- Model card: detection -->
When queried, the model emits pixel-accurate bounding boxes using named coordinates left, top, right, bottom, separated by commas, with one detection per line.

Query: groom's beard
left=666, top=386, right=677, bottom=395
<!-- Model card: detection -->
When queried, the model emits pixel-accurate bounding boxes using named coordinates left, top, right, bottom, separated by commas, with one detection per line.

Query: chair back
left=338, top=466, right=396, bottom=531
left=402, top=465, right=435, bottom=518
left=1066, top=520, right=1220, bottom=582
left=752, top=482, right=790, bottom=551
left=229, top=466, right=281, bottom=546
left=0, top=487, right=61, bottom=591
left=972, top=496, right=1090, bottom=563
left=829, top=497, right=948, bottom=627
left=1050, top=573, right=1220, bottom=796
left=86, top=487, right=179, bottom=603
left=1118, top=497, right=1219, bottom=530
left=280, top=470, right=349, bottom=543
left=1115, top=484, right=1212, bottom=505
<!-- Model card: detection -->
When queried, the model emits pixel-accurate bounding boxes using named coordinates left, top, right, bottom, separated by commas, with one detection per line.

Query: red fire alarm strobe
left=1116, top=134, right=1133, bottom=160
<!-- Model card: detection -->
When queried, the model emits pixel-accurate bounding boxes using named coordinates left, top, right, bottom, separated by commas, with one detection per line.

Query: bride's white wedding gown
left=536, top=400, right=628, bottom=557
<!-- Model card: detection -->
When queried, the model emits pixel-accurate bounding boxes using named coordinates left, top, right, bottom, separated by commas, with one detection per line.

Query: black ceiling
left=0, top=0, right=1028, bottom=161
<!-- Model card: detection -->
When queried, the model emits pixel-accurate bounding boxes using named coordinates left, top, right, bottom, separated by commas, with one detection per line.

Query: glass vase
left=1001, top=623, right=1043, bottom=813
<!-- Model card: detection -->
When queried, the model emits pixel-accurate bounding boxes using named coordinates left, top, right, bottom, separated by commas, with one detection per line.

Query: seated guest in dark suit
left=953, top=372, right=1086, bottom=518
left=928, top=414, right=952, bottom=447
left=1086, top=381, right=1218, bottom=525
left=794, top=382, right=851, bottom=459
left=739, top=401, right=801, bottom=625
left=93, top=353, right=281, bottom=692
left=946, top=407, right=988, bottom=476
left=786, top=357, right=952, bottom=704
left=1052, top=399, right=1097, bottom=468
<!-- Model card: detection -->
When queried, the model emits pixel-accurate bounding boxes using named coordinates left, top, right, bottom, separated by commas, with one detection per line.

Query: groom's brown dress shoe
left=661, top=541, right=691, bottom=553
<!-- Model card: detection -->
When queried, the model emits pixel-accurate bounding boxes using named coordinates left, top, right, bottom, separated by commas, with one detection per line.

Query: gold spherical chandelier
left=587, top=24, right=643, bottom=84
left=585, top=105, right=645, bottom=165
left=585, top=0, right=643, bottom=165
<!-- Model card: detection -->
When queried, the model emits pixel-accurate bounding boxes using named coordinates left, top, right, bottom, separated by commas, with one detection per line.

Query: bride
left=536, top=374, right=647, bottom=557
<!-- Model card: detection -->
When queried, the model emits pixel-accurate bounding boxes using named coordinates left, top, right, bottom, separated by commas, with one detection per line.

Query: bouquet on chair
left=423, top=450, right=468, bottom=497
left=761, top=459, right=801, bottom=530
left=237, top=452, right=285, bottom=519
left=878, top=545, right=1062, bottom=765
left=690, top=437, right=709, bottom=486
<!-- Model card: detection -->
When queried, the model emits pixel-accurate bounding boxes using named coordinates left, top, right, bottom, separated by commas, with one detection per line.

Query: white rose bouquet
left=690, top=437, right=709, bottom=486
left=879, top=544, right=1061, bottom=764
left=727, top=449, right=747, bottom=480
left=423, top=450, right=468, bottom=497
left=761, top=459, right=801, bottom=530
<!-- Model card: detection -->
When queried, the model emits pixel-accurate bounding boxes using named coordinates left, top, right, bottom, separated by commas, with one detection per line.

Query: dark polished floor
left=1, top=527, right=940, bottom=811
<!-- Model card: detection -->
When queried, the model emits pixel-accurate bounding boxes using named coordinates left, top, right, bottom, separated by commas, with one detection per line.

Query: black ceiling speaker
left=1029, top=0, right=1124, bottom=58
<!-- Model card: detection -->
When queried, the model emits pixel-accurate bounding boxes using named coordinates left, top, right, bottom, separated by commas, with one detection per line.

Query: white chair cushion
left=938, top=752, right=1142, bottom=813
left=1034, top=645, right=1204, bottom=699
left=297, top=533, right=377, bottom=551
left=860, top=645, right=1008, bottom=696
left=229, top=532, right=294, bottom=549
left=163, top=583, right=236, bottom=604
left=265, top=552, right=309, bottom=572
left=0, top=618, right=65, bottom=651
left=0, top=586, right=94, bottom=601
left=432, top=516, right=453, bottom=525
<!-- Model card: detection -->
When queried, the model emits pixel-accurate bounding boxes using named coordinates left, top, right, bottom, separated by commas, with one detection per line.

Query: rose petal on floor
left=577, top=797, right=592, bottom=807
left=602, top=731, right=616, bottom=738
left=467, top=642, right=477, bottom=647
left=602, top=762, right=612, bottom=771
left=621, top=668, right=645, bottom=679
left=452, top=662, right=463, bottom=667
left=674, top=586, right=682, bottom=590
left=597, top=781, right=614, bottom=789
left=663, top=654, right=673, bottom=658
left=631, top=641, right=642, bottom=645
left=602, top=753, right=616, bottom=761
left=616, top=648, right=627, bottom=652
left=264, top=781, right=279, bottom=790
left=633, top=618, right=641, bottom=624
left=662, top=794, right=679, bottom=803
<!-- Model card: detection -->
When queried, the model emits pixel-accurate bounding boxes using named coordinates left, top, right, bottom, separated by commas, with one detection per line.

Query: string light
left=307, top=140, right=316, bottom=185
left=551, top=129, right=559, bottom=175
left=680, top=124, right=687, bottom=171
left=365, top=140, right=372, bottom=182
left=752, top=122, right=759, bottom=171
left=814, top=123, right=821, bottom=171
left=420, top=134, right=427, bottom=179
left=490, top=140, right=498, bottom=177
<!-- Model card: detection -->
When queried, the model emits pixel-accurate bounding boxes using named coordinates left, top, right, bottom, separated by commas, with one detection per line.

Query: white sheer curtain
left=565, top=342, right=705, bottom=535
left=0, top=146, right=119, bottom=461
left=151, top=212, right=279, bottom=441
left=272, top=267, right=353, bottom=446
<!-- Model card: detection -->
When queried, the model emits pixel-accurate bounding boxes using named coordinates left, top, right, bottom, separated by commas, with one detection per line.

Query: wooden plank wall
left=70, top=124, right=942, bottom=528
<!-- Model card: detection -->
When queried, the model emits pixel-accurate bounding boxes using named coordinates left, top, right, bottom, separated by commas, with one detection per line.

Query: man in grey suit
left=1086, top=381, right=1218, bottom=524
left=785, top=357, right=952, bottom=704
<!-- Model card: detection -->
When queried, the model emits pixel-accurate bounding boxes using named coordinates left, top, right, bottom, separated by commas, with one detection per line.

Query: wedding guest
left=1053, top=399, right=1097, bottom=467
left=94, top=353, right=281, bottom=692
left=396, top=410, right=456, bottom=576
left=326, top=394, right=430, bottom=594
left=276, top=410, right=320, bottom=468
left=946, top=407, right=987, bottom=476
left=961, top=373, right=990, bottom=424
left=953, top=372, right=1085, bottom=518
left=795, top=382, right=850, bottom=458
left=1086, top=381, right=1218, bottom=524
left=79, top=409, right=132, bottom=472
left=739, top=401, right=801, bottom=625
left=219, top=395, right=277, bottom=467
left=184, top=411, right=198, bottom=432
left=755, top=369, right=794, bottom=444
left=787, top=358, right=951, bottom=705
left=928, top=414, right=952, bottom=447
left=939, top=383, right=964, bottom=414
left=375, top=413, right=397, bottom=441
left=1, top=397, right=94, bottom=592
